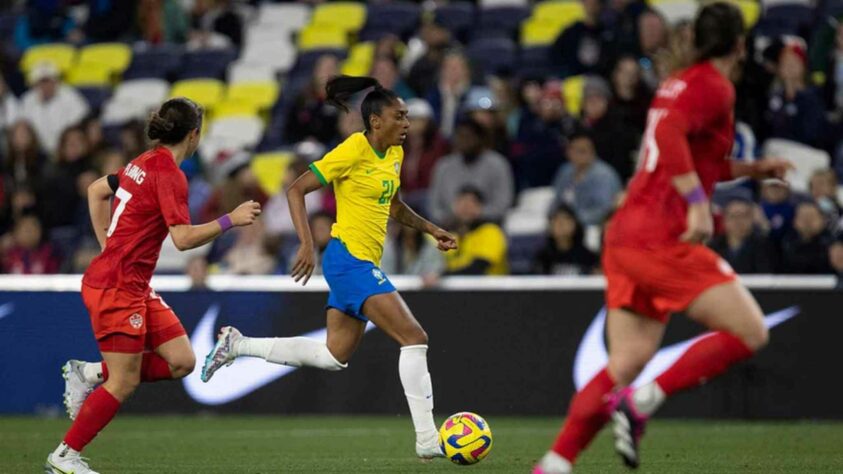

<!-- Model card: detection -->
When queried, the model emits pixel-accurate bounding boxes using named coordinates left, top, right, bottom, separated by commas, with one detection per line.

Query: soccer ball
left=439, top=412, right=493, bottom=465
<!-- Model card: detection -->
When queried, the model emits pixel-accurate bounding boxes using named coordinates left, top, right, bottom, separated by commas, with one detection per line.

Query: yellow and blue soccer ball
left=439, top=412, right=493, bottom=465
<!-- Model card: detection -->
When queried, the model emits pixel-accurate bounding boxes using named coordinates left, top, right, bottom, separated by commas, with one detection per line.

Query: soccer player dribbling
left=201, top=76, right=458, bottom=459
left=534, top=4, right=793, bottom=473
left=46, top=98, right=261, bottom=474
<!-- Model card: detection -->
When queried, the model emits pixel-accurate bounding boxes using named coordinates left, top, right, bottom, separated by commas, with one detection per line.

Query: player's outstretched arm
left=389, top=194, right=457, bottom=252
left=169, top=201, right=261, bottom=251
left=287, top=170, right=323, bottom=285
left=730, top=159, right=793, bottom=181
left=88, top=175, right=117, bottom=250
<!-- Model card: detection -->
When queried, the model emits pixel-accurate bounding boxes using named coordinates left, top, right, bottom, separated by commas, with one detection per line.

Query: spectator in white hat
left=20, top=61, right=89, bottom=156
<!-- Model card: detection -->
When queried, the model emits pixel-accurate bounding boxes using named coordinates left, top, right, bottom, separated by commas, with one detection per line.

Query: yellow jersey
left=445, top=223, right=509, bottom=275
left=309, top=132, right=402, bottom=264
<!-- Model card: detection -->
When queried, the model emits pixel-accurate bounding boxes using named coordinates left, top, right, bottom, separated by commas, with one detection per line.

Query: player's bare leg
left=534, top=308, right=663, bottom=473
left=362, top=291, right=442, bottom=459
left=612, top=281, right=767, bottom=468
left=201, top=309, right=356, bottom=382
left=47, top=352, right=141, bottom=474
left=154, top=335, right=196, bottom=378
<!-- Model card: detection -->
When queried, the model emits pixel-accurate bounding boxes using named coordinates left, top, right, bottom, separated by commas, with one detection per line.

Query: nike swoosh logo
left=183, top=304, right=376, bottom=405
left=0, top=303, right=13, bottom=321
left=572, top=305, right=800, bottom=390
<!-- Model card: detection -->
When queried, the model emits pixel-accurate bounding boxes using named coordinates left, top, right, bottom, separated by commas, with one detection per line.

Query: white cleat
left=45, top=445, right=99, bottom=474
left=532, top=451, right=573, bottom=474
left=416, top=442, right=445, bottom=460
left=201, top=326, right=242, bottom=382
left=62, top=360, right=96, bottom=421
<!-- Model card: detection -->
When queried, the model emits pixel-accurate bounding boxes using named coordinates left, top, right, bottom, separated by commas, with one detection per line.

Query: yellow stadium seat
left=532, top=1, right=586, bottom=27
left=298, top=25, right=349, bottom=51
left=341, top=42, right=375, bottom=76
left=213, top=100, right=260, bottom=120
left=20, top=43, right=76, bottom=74
left=563, top=75, right=584, bottom=116
left=251, top=151, right=293, bottom=196
left=226, top=81, right=280, bottom=111
left=312, top=2, right=367, bottom=32
left=521, top=19, right=565, bottom=47
left=341, top=59, right=370, bottom=77
left=170, top=79, right=225, bottom=110
left=78, top=43, right=132, bottom=76
left=65, top=63, right=111, bottom=87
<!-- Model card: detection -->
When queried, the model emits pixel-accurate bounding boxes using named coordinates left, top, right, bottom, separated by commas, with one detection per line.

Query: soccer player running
left=46, top=98, right=261, bottom=474
left=201, top=76, right=458, bottom=459
left=534, top=4, right=793, bottom=473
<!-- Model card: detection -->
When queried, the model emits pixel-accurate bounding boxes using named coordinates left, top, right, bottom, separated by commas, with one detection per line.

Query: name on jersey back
left=124, top=163, right=146, bottom=185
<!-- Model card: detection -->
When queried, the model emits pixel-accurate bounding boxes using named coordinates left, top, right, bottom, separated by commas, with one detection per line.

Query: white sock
left=538, top=451, right=573, bottom=473
left=235, top=337, right=346, bottom=371
left=399, top=345, right=438, bottom=447
left=632, top=382, right=666, bottom=416
left=82, top=362, right=104, bottom=384
left=53, top=442, right=79, bottom=458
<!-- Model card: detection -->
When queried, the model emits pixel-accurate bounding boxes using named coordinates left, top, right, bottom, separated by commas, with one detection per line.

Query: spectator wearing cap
left=510, top=80, right=574, bottom=191
left=551, top=129, right=622, bottom=226
left=763, top=39, right=828, bottom=148
left=426, top=50, right=472, bottom=138
left=428, top=119, right=514, bottom=225
left=401, top=99, right=450, bottom=212
left=284, top=54, right=341, bottom=145
left=463, top=86, right=509, bottom=156
left=709, top=198, right=777, bottom=274
left=609, top=55, right=652, bottom=134
left=19, top=62, right=89, bottom=156
left=549, top=0, right=616, bottom=77
left=780, top=201, right=834, bottom=274
left=443, top=186, right=508, bottom=275
left=580, top=75, right=639, bottom=182
left=371, top=55, right=415, bottom=101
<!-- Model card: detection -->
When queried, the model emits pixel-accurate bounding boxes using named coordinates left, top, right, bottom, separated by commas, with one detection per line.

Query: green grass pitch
left=3, top=416, right=842, bottom=473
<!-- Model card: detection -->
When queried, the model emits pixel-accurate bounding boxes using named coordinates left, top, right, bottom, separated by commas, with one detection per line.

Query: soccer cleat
left=416, top=441, right=445, bottom=460
left=532, top=451, right=573, bottom=474
left=62, top=360, right=96, bottom=421
left=201, top=326, right=242, bottom=382
left=45, top=445, right=100, bottom=474
left=608, top=387, right=649, bottom=469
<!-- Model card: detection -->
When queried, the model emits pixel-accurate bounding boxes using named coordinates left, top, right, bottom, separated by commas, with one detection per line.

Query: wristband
left=683, top=185, right=707, bottom=205
left=216, top=214, right=233, bottom=232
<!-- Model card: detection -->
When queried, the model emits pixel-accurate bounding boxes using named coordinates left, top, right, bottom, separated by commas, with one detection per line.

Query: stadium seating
left=170, top=79, right=225, bottom=110
left=361, top=2, right=421, bottom=40
left=562, top=75, right=585, bottom=116
left=65, top=63, right=111, bottom=87
left=200, top=116, right=265, bottom=162
left=77, top=43, right=132, bottom=77
left=226, top=81, right=280, bottom=112
left=341, top=42, right=375, bottom=77
left=517, top=46, right=554, bottom=78
left=240, top=39, right=298, bottom=73
left=756, top=4, right=815, bottom=37
left=434, top=2, right=476, bottom=40
left=763, top=139, right=831, bottom=193
left=724, top=0, right=762, bottom=29
left=650, top=0, right=699, bottom=25
left=467, top=37, right=518, bottom=77
left=251, top=151, right=294, bottom=196
left=20, top=43, right=76, bottom=75
left=102, top=78, right=171, bottom=125
left=311, top=2, right=367, bottom=33
left=212, top=100, right=260, bottom=120
left=227, top=61, right=277, bottom=83
left=479, top=6, right=532, bottom=36
left=298, top=25, right=349, bottom=51
left=177, top=48, right=239, bottom=80
left=122, top=44, right=184, bottom=80
left=255, top=2, right=311, bottom=31
left=77, top=86, right=112, bottom=112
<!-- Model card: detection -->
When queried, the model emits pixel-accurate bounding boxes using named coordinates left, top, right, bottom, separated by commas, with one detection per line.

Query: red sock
left=99, top=353, right=171, bottom=382
left=655, top=331, right=753, bottom=396
left=63, top=386, right=121, bottom=451
left=551, top=368, right=616, bottom=463
left=140, top=353, right=173, bottom=382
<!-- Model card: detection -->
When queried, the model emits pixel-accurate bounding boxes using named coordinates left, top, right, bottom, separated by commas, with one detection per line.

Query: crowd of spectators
left=2, top=0, right=843, bottom=286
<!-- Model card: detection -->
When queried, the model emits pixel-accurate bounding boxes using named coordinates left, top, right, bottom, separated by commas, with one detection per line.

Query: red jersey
left=83, top=147, right=190, bottom=295
left=606, top=61, right=735, bottom=249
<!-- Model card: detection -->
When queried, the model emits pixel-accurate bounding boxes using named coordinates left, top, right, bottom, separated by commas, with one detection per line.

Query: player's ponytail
left=325, top=75, right=399, bottom=131
left=147, top=98, right=204, bottom=145
left=694, top=2, right=745, bottom=62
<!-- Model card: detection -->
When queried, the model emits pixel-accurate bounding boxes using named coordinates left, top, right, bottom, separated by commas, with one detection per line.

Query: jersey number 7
left=106, top=187, right=134, bottom=237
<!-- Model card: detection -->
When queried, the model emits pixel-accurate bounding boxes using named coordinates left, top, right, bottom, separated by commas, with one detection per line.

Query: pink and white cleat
left=608, top=387, right=649, bottom=469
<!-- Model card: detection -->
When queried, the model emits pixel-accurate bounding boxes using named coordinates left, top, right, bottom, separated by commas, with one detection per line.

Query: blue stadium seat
left=362, top=2, right=421, bottom=40
left=467, top=37, right=517, bottom=77
left=517, top=46, right=554, bottom=79
left=288, top=49, right=348, bottom=80
left=434, top=2, right=476, bottom=41
left=479, top=6, right=531, bottom=35
left=122, top=44, right=184, bottom=80
left=77, top=86, right=112, bottom=112
left=507, top=234, right=546, bottom=275
left=755, top=4, right=815, bottom=37
left=176, top=48, right=238, bottom=80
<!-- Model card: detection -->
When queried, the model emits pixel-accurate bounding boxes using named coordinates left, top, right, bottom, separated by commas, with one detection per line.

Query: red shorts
left=602, top=243, right=737, bottom=323
left=81, top=284, right=186, bottom=353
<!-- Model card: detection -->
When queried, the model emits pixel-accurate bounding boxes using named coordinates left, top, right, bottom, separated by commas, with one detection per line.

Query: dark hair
left=568, top=128, right=595, bottom=145
left=325, top=75, right=399, bottom=131
left=454, top=118, right=486, bottom=139
left=456, top=185, right=485, bottom=204
left=147, top=98, right=204, bottom=145
left=694, top=2, right=744, bottom=61
left=549, top=203, right=585, bottom=246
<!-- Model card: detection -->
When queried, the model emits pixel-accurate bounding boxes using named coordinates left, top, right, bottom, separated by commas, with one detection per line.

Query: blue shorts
left=323, top=239, right=395, bottom=321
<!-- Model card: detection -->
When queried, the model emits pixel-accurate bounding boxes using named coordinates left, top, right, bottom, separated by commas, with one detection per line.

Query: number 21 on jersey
left=106, top=187, right=133, bottom=237
left=639, top=108, right=668, bottom=172
left=378, top=180, right=395, bottom=205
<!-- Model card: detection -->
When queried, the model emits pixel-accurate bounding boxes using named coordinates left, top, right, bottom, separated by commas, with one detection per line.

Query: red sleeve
left=156, top=167, right=191, bottom=227
left=676, top=75, right=732, bottom=134
left=653, top=109, right=695, bottom=177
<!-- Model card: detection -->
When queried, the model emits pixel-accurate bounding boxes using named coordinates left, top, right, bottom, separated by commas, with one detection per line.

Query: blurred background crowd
left=1, top=0, right=843, bottom=286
